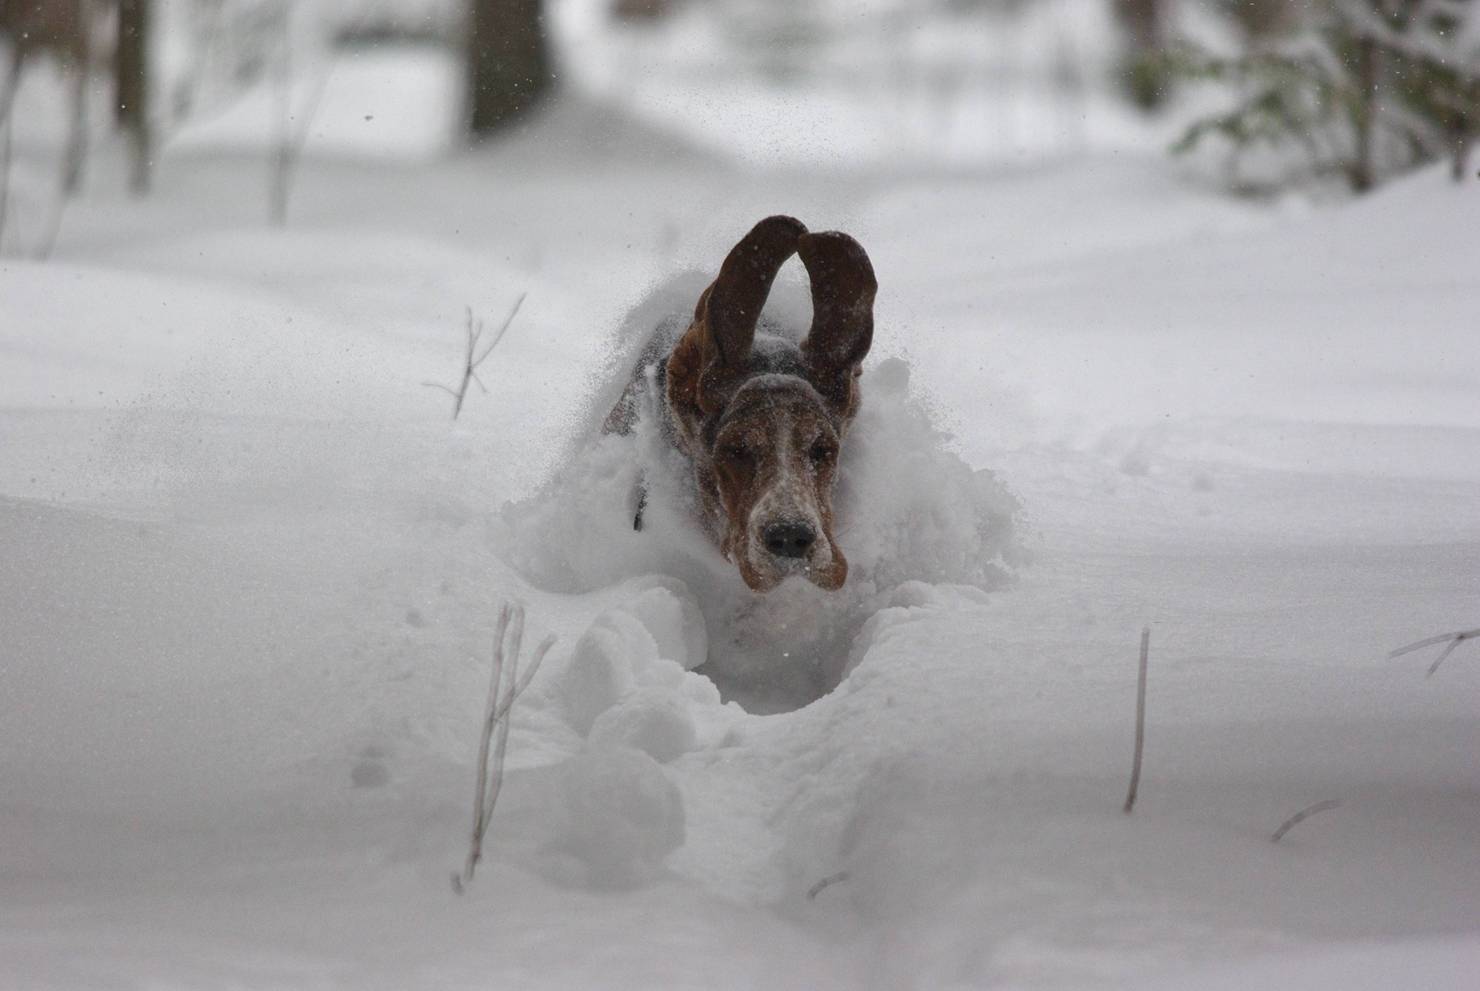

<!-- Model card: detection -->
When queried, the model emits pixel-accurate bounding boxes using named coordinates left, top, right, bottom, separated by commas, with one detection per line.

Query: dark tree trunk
left=466, top=0, right=552, bottom=138
left=1453, top=80, right=1479, bottom=184
left=1224, top=0, right=1295, bottom=41
left=1350, top=34, right=1379, bottom=193
left=116, top=0, right=151, bottom=194
left=1113, top=0, right=1170, bottom=109
left=1113, top=0, right=1167, bottom=54
left=1452, top=114, right=1475, bottom=183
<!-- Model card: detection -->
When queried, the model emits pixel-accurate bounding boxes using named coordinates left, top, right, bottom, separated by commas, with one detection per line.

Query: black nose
left=763, top=522, right=816, bottom=559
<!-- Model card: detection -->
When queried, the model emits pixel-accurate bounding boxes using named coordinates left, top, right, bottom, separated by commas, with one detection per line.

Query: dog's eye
left=809, top=443, right=837, bottom=464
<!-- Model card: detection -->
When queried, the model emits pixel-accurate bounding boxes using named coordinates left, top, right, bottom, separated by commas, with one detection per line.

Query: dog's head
left=664, top=216, right=876, bottom=592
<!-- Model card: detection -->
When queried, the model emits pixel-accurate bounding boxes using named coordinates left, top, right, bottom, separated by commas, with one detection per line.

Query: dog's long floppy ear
left=799, top=230, right=877, bottom=415
left=670, top=215, right=807, bottom=416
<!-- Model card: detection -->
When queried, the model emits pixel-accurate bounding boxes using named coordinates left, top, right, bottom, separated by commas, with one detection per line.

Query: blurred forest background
left=1, top=0, right=1476, bottom=253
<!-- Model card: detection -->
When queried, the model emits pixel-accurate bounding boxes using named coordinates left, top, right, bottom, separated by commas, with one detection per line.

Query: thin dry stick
left=268, top=0, right=292, bottom=225
left=0, top=54, right=19, bottom=252
left=455, top=602, right=556, bottom=893
left=481, top=619, right=556, bottom=824
left=461, top=604, right=514, bottom=890
left=479, top=611, right=522, bottom=866
left=807, top=871, right=851, bottom=900
left=1271, top=800, right=1341, bottom=843
left=492, top=634, right=555, bottom=726
left=1123, top=627, right=1151, bottom=814
left=0, top=112, right=11, bottom=254
left=424, top=294, right=526, bottom=420
left=169, top=0, right=227, bottom=124
left=268, top=4, right=336, bottom=227
left=1388, top=628, right=1479, bottom=677
left=34, top=177, right=69, bottom=261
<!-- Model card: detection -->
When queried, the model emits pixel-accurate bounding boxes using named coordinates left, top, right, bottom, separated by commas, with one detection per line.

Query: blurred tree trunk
left=1350, top=33, right=1379, bottom=193
left=1452, top=77, right=1478, bottom=183
left=1113, top=0, right=1170, bottom=109
left=1226, top=0, right=1296, bottom=40
left=611, top=0, right=673, bottom=23
left=466, top=0, right=552, bottom=138
left=116, top=0, right=152, bottom=194
left=1113, top=0, right=1167, bottom=54
left=1452, top=125, right=1474, bottom=182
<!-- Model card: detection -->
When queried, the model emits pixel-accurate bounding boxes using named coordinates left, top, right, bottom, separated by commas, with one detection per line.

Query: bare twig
left=460, top=605, right=513, bottom=891
left=473, top=294, right=525, bottom=368
left=807, top=871, right=851, bottom=900
left=1123, top=627, right=1151, bottom=814
left=168, top=0, right=227, bottom=125
left=267, top=1, right=292, bottom=225
left=424, top=295, right=526, bottom=420
left=0, top=120, right=11, bottom=255
left=267, top=1, right=337, bottom=225
left=33, top=187, right=68, bottom=261
left=454, top=601, right=556, bottom=893
left=1388, top=628, right=1480, bottom=677
left=0, top=52, right=20, bottom=253
left=493, top=635, right=555, bottom=725
left=479, top=611, right=522, bottom=865
left=1271, top=799, right=1341, bottom=843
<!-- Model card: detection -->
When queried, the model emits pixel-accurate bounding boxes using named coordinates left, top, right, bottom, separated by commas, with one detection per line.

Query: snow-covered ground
left=3, top=26, right=1480, bottom=990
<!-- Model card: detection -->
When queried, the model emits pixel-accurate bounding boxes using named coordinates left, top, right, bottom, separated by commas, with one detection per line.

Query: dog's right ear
left=799, top=230, right=876, bottom=418
left=669, top=215, right=806, bottom=417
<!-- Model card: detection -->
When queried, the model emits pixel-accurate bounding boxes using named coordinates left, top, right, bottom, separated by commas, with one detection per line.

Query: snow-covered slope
left=2, top=88, right=1479, bottom=989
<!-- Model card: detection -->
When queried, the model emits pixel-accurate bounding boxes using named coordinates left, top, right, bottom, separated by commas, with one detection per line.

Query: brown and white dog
left=608, top=215, right=877, bottom=593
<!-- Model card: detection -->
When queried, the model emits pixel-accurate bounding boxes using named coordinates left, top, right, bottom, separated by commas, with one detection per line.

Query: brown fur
left=614, top=215, right=877, bottom=593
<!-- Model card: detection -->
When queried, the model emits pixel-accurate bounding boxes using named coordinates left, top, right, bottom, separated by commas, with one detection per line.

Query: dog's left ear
left=669, top=215, right=806, bottom=419
left=799, top=231, right=876, bottom=416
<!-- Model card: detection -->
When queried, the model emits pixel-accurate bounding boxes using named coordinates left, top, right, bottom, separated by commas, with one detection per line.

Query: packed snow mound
left=498, top=281, right=1023, bottom=709
left=543, top=582, right=720, bottom=739
left=533, top=746, right=688, bottom=889
left=490, top=583, right=733, bottom=889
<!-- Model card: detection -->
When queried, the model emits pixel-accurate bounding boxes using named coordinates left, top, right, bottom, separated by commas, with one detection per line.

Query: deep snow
left=3, top=32, right=1480, bottom=991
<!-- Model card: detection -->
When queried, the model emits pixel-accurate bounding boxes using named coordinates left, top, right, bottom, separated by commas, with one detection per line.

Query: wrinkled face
left=704, top=378, right=847, bottom=592
left=655, top=214, right=876, bottom=594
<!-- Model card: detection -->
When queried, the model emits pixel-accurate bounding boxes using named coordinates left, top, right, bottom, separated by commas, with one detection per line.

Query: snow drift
left=500, top=271, right=1022, bottom=710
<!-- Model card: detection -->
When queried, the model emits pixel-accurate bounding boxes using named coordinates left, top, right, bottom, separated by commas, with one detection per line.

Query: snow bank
left=500, top=274, right=1022, bottom=710
left=3, top=78, right=1479, bottom=986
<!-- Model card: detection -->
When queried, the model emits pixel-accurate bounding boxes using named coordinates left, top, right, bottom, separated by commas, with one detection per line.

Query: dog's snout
left=763, top=521, right=816, bottom=559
